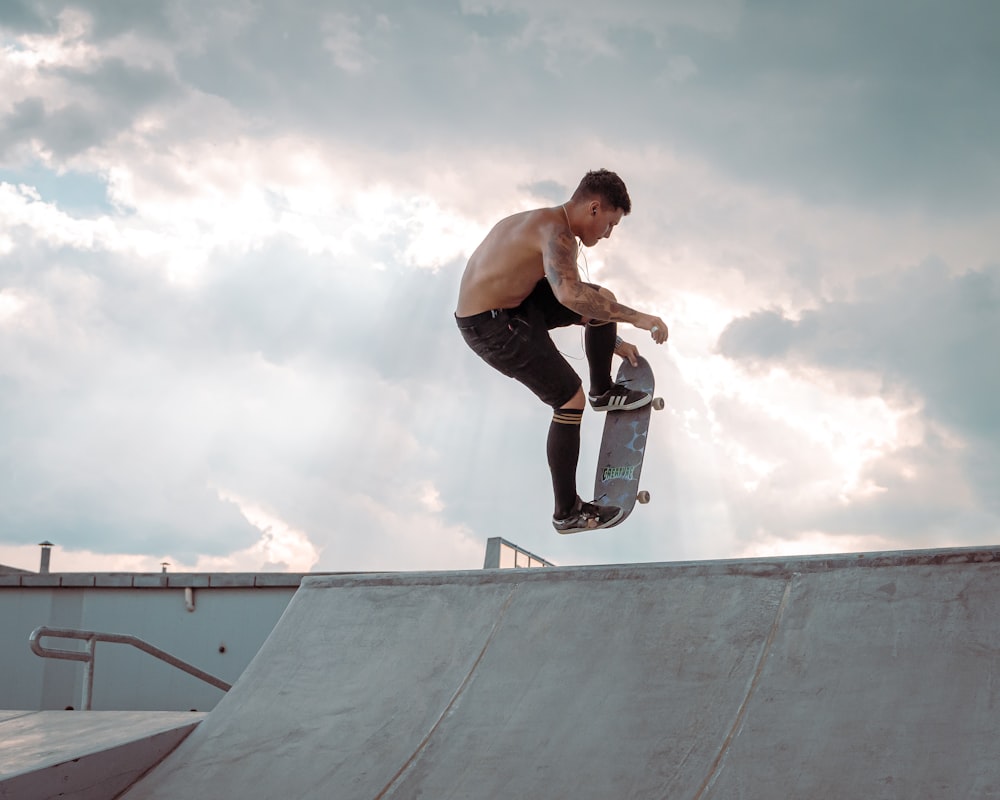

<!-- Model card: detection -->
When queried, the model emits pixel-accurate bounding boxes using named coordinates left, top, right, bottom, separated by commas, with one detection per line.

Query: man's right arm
left=543, top=226, right=669, bottom=343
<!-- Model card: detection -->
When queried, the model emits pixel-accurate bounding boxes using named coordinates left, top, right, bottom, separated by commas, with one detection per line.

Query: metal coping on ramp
left=120, top=545, right=1000, bottom=800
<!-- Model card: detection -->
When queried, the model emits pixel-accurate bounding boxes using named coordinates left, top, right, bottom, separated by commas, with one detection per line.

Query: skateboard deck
left=593, top=355, right=662, bottom=527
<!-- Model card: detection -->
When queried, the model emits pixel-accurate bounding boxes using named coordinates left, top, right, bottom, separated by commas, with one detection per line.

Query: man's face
left=582, top=202, right=625, bottom=247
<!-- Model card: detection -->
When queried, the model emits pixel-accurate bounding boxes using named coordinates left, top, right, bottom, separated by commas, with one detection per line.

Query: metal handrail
left=29, top=626, right=232, bottom=710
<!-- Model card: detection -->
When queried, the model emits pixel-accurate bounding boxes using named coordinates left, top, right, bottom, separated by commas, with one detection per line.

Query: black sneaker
left=552, top=497, right=624, bottom=534
left=588, top=383, right=652, bottom=412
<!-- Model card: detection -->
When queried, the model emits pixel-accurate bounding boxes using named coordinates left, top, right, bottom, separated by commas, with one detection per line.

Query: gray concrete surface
left=121, top=547, right=1000, bottom=799
left=0, top=710, right=204, bottom=799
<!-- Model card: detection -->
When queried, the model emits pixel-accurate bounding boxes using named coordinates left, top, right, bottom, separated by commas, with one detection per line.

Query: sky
left=1, top=0, right=998, bottom=574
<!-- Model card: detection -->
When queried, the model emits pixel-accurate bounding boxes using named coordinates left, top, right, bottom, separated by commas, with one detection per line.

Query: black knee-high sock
left=585, top=321, right=617, bottom=396
left=547, top=407, right=583, bottom=518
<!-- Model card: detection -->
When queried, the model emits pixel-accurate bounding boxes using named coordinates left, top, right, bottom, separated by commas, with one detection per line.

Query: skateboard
left=593, top=355, right=664, bottom=527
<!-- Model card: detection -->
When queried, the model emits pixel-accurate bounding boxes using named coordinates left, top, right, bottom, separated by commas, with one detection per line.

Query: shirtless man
left=455, top=169, right=668, bottom=534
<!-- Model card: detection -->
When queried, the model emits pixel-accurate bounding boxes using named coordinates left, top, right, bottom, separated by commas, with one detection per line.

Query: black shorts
left=456, top=279, right=591, bottom=409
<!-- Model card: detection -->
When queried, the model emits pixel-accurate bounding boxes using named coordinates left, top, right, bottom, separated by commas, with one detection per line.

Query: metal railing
left=483, top=537, right=555, bottom=569
left=29, top=626, right=232, bottom=710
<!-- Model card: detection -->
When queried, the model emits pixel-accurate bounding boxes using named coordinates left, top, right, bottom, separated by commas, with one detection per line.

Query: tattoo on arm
left=544, top=230, right=579, bottom=289
left=566, top=283, right=641, bottom=323
left=544, top=228, right=644, bottom=324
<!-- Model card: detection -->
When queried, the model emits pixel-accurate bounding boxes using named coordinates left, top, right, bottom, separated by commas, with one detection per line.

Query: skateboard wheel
left=637, top=490, right=650, bottom=504
left=652, top=397, right=665, bottom=411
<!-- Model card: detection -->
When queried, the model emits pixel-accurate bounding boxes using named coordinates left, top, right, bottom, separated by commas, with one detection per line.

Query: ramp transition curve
left=122, top=547, right=1000, bottom=799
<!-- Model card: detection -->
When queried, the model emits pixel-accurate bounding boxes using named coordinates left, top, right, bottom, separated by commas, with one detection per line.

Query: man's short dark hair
left=571, top=169, right=631, bottom=214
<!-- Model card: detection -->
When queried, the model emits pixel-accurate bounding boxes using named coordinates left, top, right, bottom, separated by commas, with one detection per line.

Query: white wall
left=0, top=577, right=300, bottom=712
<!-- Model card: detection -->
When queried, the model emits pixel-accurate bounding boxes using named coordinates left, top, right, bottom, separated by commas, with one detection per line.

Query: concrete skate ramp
left=122, top=547, right=1000, bottom=799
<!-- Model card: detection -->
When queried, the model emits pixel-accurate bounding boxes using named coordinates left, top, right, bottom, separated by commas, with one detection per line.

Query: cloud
left=717, top=258, right=1000, bottom=541
left=5, top=0, right=996, bottom=212
left=0, top=169, right=490, bottom=570
left=718, top=259, right=1000, bottom=436
left=0, top=1, right=50, bottom=33
left=1, top=0, right=997, bottom=575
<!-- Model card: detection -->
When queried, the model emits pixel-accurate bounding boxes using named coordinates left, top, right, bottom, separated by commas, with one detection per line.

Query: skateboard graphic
left=593, top=355, right=664, bottom=527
